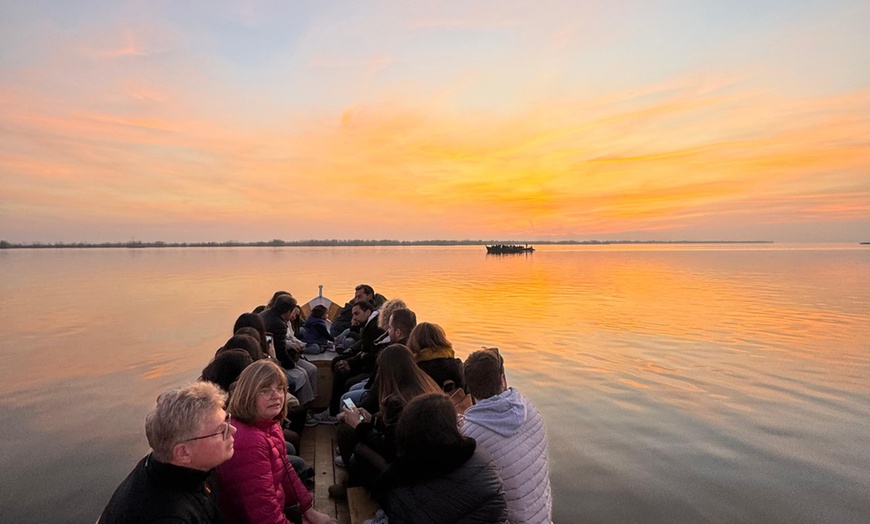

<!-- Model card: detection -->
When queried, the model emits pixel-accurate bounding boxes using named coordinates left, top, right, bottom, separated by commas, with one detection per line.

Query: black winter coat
left=418, top=357, right=464, bottom=392
left=100, top=454, right=221, bottom=524
left=259, top=308, right=295, bottom=369
left=375, top=439, right=507, bottom=524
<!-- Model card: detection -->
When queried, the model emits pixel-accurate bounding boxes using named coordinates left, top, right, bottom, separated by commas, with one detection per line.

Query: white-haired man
left=100, top=381, right=236, bottom=523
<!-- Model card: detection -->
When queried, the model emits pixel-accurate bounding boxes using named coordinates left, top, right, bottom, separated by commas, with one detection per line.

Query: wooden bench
left=306, top=355, right=335, bottom=411
left=347, top=486, right=381, bottom=524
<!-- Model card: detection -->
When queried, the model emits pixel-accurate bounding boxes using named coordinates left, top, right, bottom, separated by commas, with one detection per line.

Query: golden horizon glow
left=1, top=2, right=869, bottom=242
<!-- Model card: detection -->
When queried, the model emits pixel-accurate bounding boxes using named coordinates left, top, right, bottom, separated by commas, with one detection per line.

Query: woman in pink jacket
left=218, top=360, right=335, bottom=524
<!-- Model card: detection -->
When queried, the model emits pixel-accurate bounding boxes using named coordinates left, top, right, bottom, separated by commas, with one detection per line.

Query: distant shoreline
left=0, top=239, right=776, bottom=249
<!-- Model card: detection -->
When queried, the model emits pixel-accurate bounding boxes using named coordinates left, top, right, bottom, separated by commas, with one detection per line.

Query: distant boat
left=486, top=244, right=535, bottom=254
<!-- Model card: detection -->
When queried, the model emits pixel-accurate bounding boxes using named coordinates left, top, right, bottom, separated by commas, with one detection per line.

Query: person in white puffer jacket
left=461, top=349, right=552, bottom=524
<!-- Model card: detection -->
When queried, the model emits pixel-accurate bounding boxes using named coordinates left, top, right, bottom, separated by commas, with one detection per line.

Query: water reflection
left=0, top=245, right=868, bottom=523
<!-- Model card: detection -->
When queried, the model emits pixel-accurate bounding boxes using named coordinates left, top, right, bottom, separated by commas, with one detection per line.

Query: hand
left=304, top=508, right=337, bottom=524
left=341, top=405, right=364, bottom=429
left=357, top=407, right=372, bottom=423
left=336, top=361, right=350, bottom=373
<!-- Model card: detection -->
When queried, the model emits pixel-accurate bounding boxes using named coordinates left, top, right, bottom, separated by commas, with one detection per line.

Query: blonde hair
left=227, top=360, right=289, bottom=424
left=145, top=382, right=227, bottom=462
left=407, top=322, right=452, bottom=356
left=378, top=298, right=408, bottom=330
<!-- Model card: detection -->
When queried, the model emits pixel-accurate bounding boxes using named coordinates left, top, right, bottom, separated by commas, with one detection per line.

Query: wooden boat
left=298, top=287, right=379, bottom=524
left=298, top=288, right=555, bottom=523
left=486, top=243, right=535, bottom=254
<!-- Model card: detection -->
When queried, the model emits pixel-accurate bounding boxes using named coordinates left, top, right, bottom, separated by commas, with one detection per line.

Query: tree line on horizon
left=0, top=239, right=774, bottom=249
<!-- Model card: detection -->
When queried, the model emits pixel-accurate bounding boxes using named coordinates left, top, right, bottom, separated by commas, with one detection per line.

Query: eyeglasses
left=257, top=385, right=287, bottom=397
left=182, top=413, right=232, bottom=442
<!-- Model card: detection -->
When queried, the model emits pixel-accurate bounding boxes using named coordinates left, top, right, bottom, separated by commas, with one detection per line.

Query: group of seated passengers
left=100, top=283, right=552, bottom=524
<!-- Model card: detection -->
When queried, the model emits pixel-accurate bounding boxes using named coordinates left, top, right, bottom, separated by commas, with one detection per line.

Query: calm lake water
left=1, top=244, right=869, bottom=523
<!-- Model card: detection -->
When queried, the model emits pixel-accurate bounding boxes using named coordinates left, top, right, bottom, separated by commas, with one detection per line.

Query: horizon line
left=1, top=239, right=780, bottom=249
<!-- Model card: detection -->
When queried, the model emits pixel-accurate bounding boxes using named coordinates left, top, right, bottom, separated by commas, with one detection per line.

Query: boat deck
left=301, top=352, right=381, bottom=524
left=299, top=424, right=349, bottom=523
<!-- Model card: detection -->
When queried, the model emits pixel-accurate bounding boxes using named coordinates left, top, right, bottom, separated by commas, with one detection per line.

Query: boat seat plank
left=313, top=425, right=339, bottom=521
left=347, top=487, right=380, bottom=524
left=301, top=424, right=351, bottom=524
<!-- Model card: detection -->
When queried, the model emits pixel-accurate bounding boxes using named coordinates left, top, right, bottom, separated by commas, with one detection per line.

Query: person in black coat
left=329, top=300, right=385, bottom=414
left=329, top=284, right=388, bottom=336
left=408, top=322, right=465, bottom=392
left=100, top=382, right=235, bottom=524
left=258, top=294, right=298, bottom=369
left=374, top=393, right=507, bottom=524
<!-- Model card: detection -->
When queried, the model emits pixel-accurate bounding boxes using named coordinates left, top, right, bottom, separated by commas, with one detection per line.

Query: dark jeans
left=329, top=368, right=371, bottom=415
left=336, top=423, right=389, bottom=490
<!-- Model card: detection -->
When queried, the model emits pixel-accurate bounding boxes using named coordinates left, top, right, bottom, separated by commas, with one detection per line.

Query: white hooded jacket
left=461, top=387, right=552, bottom=524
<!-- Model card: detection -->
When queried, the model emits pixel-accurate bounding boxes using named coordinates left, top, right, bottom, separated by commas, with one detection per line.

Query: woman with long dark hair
left=375, top=393, right=507, bottom=523
left=330, top=344, right=443, bottom=498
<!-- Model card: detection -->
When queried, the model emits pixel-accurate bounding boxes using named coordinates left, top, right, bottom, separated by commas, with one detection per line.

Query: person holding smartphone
left=330, top=345, right=443, bottom=499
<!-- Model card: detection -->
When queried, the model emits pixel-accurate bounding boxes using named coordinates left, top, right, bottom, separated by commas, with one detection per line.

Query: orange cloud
left=3, top=72, right=869, bottom=241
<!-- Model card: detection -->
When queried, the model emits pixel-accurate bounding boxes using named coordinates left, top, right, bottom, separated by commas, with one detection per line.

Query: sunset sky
left=1, top=1, right=869, bottom=243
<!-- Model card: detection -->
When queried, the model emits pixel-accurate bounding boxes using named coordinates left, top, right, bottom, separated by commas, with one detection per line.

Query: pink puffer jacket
left=217, top=419, right=312, bottom=524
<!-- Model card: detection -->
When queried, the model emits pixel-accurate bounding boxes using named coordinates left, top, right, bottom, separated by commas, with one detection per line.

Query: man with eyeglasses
left=100, top=382, right=236, bottom=523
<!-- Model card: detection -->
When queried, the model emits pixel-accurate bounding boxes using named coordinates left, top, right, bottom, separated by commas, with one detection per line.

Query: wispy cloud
left=2, top=2, right=869, bottom=242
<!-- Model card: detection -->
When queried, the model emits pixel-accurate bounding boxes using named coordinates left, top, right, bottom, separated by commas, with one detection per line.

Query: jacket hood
left=463, top=387, right=526, bottom=437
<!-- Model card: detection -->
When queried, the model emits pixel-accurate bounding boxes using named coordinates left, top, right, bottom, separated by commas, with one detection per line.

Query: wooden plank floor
left=300, top=424, right=350, bottom=524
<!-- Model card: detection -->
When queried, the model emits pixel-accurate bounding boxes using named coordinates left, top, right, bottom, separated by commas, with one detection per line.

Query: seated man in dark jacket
left=100, top=382, right=235, bottom=524
left=330, top=283, right=387, bottom=337
left=327, top=300, right=385, bottom=415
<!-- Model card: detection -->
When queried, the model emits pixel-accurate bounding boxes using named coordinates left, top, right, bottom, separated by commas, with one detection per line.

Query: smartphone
left=342, top=398, right=364, bottom=421
left=265, top=333, right=274, bottom=344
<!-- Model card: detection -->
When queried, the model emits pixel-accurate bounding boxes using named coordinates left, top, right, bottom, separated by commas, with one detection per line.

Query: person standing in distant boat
left=99, top=382, right=235, bottom=524
left=461, top=348, right=552, bottom=524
